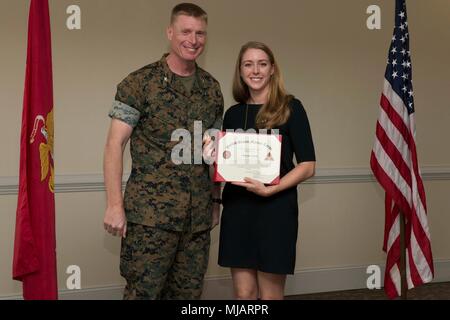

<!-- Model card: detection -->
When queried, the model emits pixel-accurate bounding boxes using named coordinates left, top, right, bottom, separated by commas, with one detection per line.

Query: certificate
left=213, top=131, right=282, bottom=185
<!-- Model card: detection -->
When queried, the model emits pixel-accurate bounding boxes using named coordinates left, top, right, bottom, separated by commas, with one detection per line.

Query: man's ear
left=166, top=26, right=173, bottom=41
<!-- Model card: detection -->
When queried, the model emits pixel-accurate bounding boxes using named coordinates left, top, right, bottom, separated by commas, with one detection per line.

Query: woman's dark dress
left=218, top=98, right=316, bottom=274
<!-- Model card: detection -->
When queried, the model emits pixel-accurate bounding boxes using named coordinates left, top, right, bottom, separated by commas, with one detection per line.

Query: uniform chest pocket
left=144, top=105, right=186, bottom=141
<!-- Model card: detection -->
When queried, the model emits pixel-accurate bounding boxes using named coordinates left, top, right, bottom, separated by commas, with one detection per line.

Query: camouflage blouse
left=109, top=54, right=224, bottom=232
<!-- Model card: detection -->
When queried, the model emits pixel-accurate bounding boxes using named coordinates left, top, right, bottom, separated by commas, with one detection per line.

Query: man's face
left=167, top=15, right=207, bottom=63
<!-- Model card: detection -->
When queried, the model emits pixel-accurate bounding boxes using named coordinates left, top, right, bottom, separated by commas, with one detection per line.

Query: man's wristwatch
left=212, top=198, right=222, bottom=205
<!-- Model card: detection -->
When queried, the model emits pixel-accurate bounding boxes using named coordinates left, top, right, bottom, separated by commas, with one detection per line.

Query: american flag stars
left=385, top=3, right=414, bottom=114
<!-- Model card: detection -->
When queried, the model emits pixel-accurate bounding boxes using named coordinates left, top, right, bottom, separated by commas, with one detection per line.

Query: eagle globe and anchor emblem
left=29, top=109, right=54, bottom=193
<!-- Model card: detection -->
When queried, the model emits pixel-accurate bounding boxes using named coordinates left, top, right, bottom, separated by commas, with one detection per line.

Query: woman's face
left=240, top=48, right=274, bottom=95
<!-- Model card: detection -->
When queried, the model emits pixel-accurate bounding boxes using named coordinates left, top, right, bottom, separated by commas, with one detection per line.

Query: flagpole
left=399, top=210, right=407, bottom=300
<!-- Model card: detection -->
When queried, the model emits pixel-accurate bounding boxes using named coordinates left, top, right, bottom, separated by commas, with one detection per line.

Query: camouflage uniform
left=109, top=54, right=224, bottom=299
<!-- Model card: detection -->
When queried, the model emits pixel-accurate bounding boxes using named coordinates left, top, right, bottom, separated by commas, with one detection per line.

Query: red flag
left=13, top=0, right=58, bottom=300
left=370, top=0, right=433, bottom=299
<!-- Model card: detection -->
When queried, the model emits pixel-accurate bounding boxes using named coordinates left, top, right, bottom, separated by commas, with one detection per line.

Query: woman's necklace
left=245, top=99, right=259, bottom=130
left=244, top=103, right=249, bottom=130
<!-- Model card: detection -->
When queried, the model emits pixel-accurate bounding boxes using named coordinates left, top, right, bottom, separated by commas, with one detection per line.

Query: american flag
left=370, top=0, right=434, bottom=299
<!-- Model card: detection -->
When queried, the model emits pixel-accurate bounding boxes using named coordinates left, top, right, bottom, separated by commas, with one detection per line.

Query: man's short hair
left=171, top=3, right=208, bottom=24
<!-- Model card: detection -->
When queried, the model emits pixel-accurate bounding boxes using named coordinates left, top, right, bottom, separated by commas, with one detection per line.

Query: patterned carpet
left=286, top=282, right=450, bottom=300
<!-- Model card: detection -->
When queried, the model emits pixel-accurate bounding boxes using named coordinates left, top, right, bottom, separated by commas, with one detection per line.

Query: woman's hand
left=232, top=177, right=278, bottom=197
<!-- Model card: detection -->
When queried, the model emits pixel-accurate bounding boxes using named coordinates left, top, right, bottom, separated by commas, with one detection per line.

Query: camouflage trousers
left=120, top=221, right=210, bottom=300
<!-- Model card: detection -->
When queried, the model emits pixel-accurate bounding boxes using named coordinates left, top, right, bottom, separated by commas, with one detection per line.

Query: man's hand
left=202, top=134, right=216, bottom=165
left=104, top=205, right=127, bottom=238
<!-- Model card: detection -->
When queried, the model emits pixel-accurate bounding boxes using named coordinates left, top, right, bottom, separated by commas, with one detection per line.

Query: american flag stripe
left=386, top=264, right=400, bottom=297
left=410, top=142, right=428, bottom=212
left=372, top=88, right=433, bottom=295
left=377, top=98, right=410, bottom=158
left=411, top=232, right=433, bottom=280
left=405, top=248, right=413, bottom=287
left=386, top=213, right=400, bottom=251
left=410, top=174, right=431, bottom=238
left=379, top=96, right=412, bottom=158
left=372, top=140, right=412, bottom=207
left=382, top=82, right=411, bottom=128
left=371, top=0, right=433, bottom=298
left=375, top=122, right=411, bottom=186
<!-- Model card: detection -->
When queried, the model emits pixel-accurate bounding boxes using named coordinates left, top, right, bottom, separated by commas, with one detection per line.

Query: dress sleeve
left=288, top=99, right=316, bottom=163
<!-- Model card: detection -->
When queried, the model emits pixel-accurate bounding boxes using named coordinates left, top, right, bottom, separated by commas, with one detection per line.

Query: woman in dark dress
left=217, top=42, right=316, bottom=300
